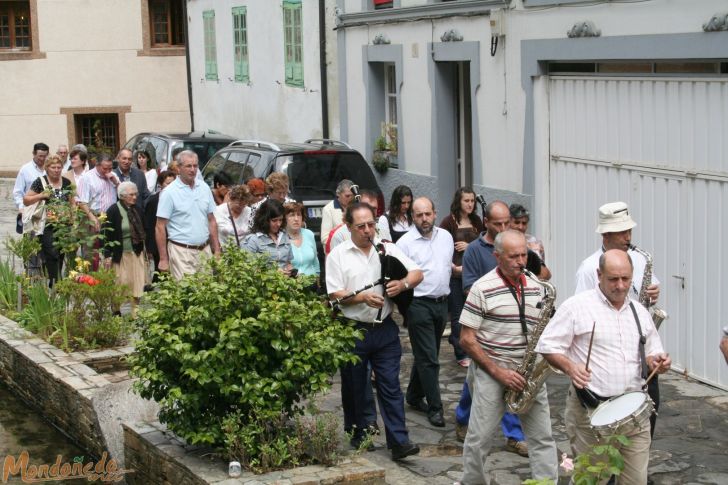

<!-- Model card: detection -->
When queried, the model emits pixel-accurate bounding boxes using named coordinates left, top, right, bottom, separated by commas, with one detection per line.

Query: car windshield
left=283, top=151, right=378, bottom=199
left=172, top=141, right=232, bottom=167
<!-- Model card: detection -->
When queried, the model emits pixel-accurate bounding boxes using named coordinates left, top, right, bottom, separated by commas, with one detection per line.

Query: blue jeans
left=455, top=380, right=526, bottom=441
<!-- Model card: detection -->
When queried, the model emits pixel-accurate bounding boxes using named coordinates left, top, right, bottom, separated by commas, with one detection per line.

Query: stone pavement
left=1, top=177, right=726, bottom=483
left=317, top=321, right=728, bottom=484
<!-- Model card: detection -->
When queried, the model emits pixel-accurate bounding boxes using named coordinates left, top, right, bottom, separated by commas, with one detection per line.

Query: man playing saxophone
left=573, top=201, right=663, bottom=440
left=459, top=230, right=557, bottom=484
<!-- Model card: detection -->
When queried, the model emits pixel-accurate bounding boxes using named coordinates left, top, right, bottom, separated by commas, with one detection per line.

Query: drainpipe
left=318, top=0, right=329, bottom=138
left=184, top=0, right=195, bottom=131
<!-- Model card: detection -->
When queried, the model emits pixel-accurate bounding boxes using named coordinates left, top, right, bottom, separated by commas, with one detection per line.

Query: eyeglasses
left=354, top=221, right=377, bottom=230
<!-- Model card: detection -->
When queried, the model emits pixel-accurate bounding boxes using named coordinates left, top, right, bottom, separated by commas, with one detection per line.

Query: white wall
left=0, top=0, right=190, bottom=173
left=339, top=0, right=728, bottom=193
left=188, top=0, right=337, bottom=143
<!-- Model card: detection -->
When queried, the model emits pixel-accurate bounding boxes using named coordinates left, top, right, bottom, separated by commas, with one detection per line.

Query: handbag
left=22, top=176, right=49, bottom=235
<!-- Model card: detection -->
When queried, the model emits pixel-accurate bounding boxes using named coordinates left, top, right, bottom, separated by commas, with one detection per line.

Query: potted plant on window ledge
left=372, top=123, right=397, bottom=174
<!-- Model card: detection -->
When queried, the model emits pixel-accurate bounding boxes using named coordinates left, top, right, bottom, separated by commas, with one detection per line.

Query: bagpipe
left=328, top=239, right=413, bottom=323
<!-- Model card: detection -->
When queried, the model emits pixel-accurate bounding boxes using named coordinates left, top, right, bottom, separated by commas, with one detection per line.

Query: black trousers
left=648, top=374, right=660, bottom=438
left=39, top=227, right=63, bottom=287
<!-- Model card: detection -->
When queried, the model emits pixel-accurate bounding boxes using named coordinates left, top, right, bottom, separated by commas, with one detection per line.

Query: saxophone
left=629, top=244, right=668, bottom=330
left=504, top=268, right=556, bottom=415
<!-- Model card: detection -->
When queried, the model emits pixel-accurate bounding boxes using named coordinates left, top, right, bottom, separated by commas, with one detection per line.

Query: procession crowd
left=13, top=141, right=678, bottom=484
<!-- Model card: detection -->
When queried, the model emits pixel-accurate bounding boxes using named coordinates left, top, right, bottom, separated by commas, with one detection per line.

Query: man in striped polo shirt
left=459, top=230, right=557, bottom=484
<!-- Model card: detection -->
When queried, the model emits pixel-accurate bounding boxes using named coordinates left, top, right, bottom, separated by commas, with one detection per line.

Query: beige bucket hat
left=595, top=201, right=637, bottom=234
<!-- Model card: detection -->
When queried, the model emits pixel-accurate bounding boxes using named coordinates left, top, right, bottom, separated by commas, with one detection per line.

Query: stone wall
left=124, top=421, right=386, bottom=485
left=0, top=315, right=135, bottom=459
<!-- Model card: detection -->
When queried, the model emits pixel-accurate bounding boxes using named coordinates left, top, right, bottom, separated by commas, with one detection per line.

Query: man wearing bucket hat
left=574, top=201, right=660, bottom=304
left=574, top=201, right=664, bottom=463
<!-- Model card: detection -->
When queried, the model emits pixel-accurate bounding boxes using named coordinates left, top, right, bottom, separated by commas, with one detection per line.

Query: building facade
left=185, top=0, right=339, bottom=143
left=337, top=0, right=728, bottom=389
left=0, top=0, right=191, bottom=173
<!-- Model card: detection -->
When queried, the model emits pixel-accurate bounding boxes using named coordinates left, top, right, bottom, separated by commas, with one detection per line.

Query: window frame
left=282, top=0, right=303, bottom=87
left=149, top=0, right=185, bottom=48
left=138, top=0, right=186, bottom=57
left=232, top=6, right=249, bottom=83
left=384, top=63, right=398, bottom=148
left=203, top=9, right=218, bottom=81
left=0, top=0, right=43, bottom=61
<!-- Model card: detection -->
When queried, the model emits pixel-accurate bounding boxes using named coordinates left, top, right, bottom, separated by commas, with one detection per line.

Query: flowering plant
left=68, top=258, right=100, bottom=286
left=522, top=434, right=628, bottom=485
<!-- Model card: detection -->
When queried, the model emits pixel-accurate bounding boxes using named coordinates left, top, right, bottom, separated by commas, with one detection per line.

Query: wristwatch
left=402, top=279, right=410, bottom=290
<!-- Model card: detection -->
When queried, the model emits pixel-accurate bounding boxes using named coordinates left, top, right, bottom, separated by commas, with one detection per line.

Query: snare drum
left=589, top=391, right=654, bottom=439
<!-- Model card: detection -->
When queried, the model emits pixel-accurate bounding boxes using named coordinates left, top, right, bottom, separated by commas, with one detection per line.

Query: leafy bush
left=52, top=259, right=133, bottom=350
left=49, top=201, right=113, bottom=259
left=129, top=248, right=360, bottom=451
left=221, top=408, right=341, bottom=474
left=4, top=236, right=41, bottom=274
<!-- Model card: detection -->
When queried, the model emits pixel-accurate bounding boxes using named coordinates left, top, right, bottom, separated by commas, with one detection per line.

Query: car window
left=174, top=141, right=234, bottom=168
left=123, top=134, right=143, bottom=152
left=202, top=152, right=228, bottom=186
left=246, top=153, right=266, bottom=180
left=285, top=151, right=377, bottom=199
left=223, top=150, right=251, bottom=183
left=227, top=150, right=248, bottom=165
left=221, top=157, right=247, bottom=185
left=148, top=137, right=169, bottom=168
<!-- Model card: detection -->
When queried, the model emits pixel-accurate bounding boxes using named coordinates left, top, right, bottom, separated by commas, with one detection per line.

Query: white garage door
left=548, top=75, right=728, bottom=390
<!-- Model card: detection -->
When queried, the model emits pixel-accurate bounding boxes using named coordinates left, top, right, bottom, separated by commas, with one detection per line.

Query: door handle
left=672, top=275, right=685, bottom=289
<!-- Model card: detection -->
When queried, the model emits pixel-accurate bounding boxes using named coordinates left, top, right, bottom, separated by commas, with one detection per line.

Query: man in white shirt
left=574, top=201, right=660, bottom=303
left=326, top=201, right=423, bottom=461
left=538, top=250, right=671, bottom=484
left=573, top=201, right=662, bottom=438
left=396, top=197, right=453, bottom=427
left=320, top=179, right=355, bottom=241
left=13, top=142, right=49, bottom=215
left=326, top=189, right=390, bottom=253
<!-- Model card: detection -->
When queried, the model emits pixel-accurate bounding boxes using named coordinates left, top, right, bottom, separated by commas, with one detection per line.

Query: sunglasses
left=354, top=221, right=377, bottom=230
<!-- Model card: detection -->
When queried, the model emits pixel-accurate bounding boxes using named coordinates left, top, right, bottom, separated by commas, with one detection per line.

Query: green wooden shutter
left=283, top=0, right=303, bottom=87
left=232, top=6, right=249, bottom=83
left=203, top=10, right=218, bottom=81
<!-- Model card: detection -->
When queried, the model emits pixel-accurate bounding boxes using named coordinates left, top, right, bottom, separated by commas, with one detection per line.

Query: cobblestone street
left=1, top=177, right=727, bottom=484
left=318, top=322, right=728, bottom=484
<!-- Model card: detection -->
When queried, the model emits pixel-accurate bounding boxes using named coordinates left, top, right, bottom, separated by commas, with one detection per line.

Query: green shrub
left=15, top=280, right=66, bottom=337
left=129, top=248, right=360, bottom=450
left=53, top=263, right=133, bottom=350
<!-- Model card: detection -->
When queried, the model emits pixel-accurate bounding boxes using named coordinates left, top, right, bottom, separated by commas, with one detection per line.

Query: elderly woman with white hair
left=103, top=181, right=146, bottom=315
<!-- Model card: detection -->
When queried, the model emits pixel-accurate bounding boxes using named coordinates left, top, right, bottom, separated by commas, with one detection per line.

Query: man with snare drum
left=537, top=250, right=670, bottom=484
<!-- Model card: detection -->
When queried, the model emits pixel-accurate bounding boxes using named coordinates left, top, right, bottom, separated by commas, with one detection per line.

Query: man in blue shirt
left=156, top=150, right=221, bottom=280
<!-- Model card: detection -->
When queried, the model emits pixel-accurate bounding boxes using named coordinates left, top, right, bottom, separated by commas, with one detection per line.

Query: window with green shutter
left=282, top=0, right=303, bottom=87
left=203, top=10, right=218, bottom=81
left=232, top=6, right=249, bottom=83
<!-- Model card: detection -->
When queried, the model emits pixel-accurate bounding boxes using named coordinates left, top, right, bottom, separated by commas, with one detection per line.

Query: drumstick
left=584, top=321, right=596, bottom=371
left=644, top=362, right=662, bottom=386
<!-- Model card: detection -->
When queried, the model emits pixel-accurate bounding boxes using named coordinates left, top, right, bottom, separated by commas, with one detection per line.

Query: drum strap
left=629, top=301, right=649, bottom=380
